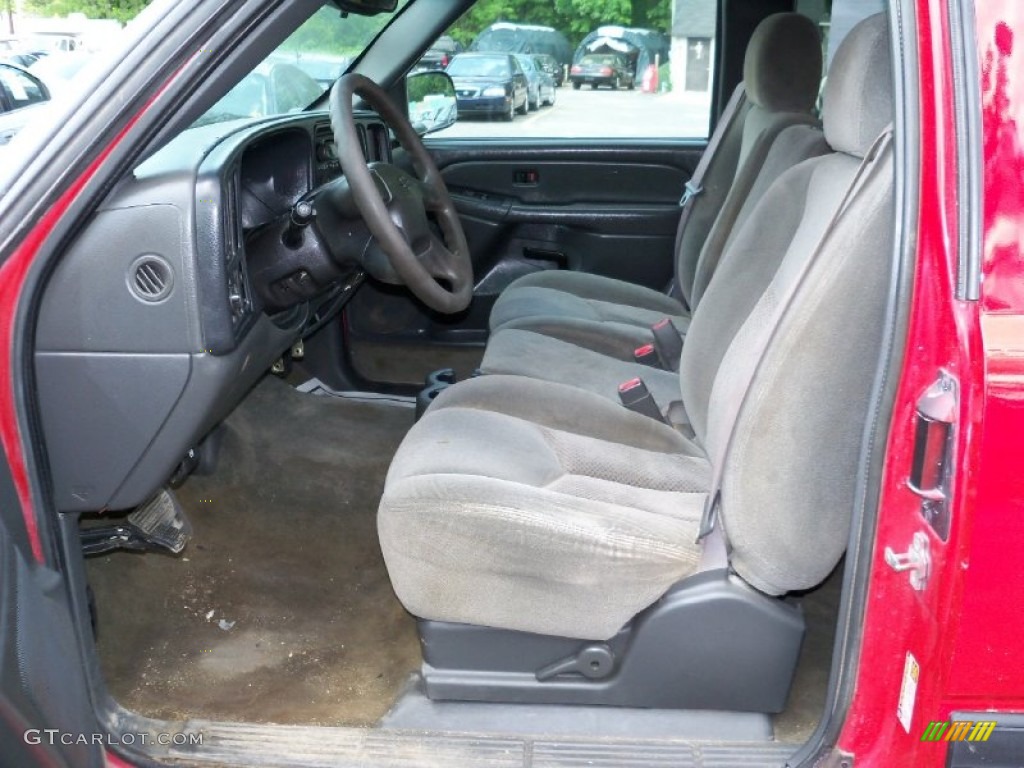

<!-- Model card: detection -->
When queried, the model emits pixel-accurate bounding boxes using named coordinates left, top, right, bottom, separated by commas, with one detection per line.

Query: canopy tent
left=469, top=23, right=574, bottom=66
left=573, top=26, right=671, bottom=78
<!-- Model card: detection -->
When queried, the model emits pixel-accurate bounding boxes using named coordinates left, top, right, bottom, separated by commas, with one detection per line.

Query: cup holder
left=416, top=368, right=457, bottom=420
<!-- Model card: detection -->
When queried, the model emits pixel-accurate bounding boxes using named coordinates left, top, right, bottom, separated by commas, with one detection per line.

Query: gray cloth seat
left=488, top=13, right=824, bottom=348
left=379, top=375, right=710, bottom=640
left=483, top=122, right=832, bottom=413
left=488, top=269, right=692, bottom=349
left=379, top=14, right=894, bottom=641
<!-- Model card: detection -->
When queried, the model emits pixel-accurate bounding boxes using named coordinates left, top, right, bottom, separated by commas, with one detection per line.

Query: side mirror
left=407, top=70, right=457, bottom=136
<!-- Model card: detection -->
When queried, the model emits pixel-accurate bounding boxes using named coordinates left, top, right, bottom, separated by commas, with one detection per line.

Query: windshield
left=195, top=3, right=404, bottom=127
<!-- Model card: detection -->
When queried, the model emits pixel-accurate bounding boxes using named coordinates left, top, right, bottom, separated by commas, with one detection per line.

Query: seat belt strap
left=696, top=127, right=894, bottom=542
left=679, top=83, right=747, bottom=209
left=672, top=83, right=747, bottom=306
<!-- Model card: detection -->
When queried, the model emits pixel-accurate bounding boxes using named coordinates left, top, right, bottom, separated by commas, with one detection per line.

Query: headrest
left=823, top=14, right=893, bottom=157
left=744, top=13, right=823, bottom=113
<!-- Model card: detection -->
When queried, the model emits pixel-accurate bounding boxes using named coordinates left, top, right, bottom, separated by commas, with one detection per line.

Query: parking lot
left=440, top=84, right=712, bottom=140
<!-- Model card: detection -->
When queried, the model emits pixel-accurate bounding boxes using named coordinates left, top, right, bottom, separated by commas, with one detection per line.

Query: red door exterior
left=944, top=0, right=1024, bottom=716
left=838, top=0, right=1024, bottom=764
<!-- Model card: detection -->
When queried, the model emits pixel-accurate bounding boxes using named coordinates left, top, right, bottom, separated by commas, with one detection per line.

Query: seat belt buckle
left=618, top=378, right=667, bottom=423
left=697, top=490, right=720, bottom=541
left=679, top=180, right=703, bottom=207
left=633, top=343, right=659, bottom=367
left=651, top=318, right=683, bottom=372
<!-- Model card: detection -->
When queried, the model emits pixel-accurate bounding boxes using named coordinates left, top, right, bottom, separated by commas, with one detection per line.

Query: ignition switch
left=283, top=200, right=315, bottom=248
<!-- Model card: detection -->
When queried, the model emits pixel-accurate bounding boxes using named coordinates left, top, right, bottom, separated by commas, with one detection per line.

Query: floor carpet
left=348, top=340, right=484, bottom=386
left=86, top=377, right=420, bottom=726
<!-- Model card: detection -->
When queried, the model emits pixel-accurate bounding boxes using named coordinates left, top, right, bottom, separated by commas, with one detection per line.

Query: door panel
left=0, top=516, right=101, bottom=767
left=835, top=0, right=992, bottom=763
left=343, top=141, right=702, bottom=386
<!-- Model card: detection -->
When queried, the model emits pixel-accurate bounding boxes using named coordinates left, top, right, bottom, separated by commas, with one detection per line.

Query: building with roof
left=671, top=0, right=716, bottom=93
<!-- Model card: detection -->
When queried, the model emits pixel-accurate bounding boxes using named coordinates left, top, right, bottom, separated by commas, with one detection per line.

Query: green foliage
left=22, top=0, right=673, bottom=53
left=280, top=6, right=395, bottom=56
left=448, top=0, right=560, bottom=47
left=630, top=0, right=669, bottom=29
left=24, top=0, right=148, bottom=24
left=552, top=0, right=631, bottom=40
left=447, top=0, right=671, bottom=47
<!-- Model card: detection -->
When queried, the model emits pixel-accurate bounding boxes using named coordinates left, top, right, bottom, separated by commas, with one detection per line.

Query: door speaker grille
left=129, top=255, right=173, bottom=302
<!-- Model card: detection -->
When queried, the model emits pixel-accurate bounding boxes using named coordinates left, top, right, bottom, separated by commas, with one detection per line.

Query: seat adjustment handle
left=536, top=643, right=615, bottom=681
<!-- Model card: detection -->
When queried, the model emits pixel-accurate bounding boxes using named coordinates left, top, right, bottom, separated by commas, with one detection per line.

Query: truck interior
left=19, top=0, right=926, bottom=764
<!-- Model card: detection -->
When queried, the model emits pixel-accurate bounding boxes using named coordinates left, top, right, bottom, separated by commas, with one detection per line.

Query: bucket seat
left=379, top=14, right=894, bottom=642
left=487, top=13, right=824, bottom=349
left=480, top=15, right=832, bottom=409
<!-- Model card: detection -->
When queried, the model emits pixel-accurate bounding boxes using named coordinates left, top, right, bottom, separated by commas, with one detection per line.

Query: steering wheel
left=329, top=73, right=473, bottom=314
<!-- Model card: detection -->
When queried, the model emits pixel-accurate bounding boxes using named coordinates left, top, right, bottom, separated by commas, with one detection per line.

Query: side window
left=0, top=66, right=49, bottom=112
left=428, top=6, right=716, bottom=139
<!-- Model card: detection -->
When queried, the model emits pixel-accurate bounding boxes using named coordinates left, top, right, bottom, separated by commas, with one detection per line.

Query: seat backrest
left=690, top=122, right=832, bottom=308
left=679, top=13, right=894, bottom=593
left=675, top=12, right=823, bottom=309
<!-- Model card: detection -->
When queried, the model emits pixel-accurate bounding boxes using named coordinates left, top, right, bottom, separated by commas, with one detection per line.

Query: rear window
left=581, top=54, right=621, bottom=66
left=447, top=55, right=511, bottom=78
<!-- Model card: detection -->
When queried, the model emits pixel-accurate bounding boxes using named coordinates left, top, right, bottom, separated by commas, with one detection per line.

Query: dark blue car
left=446, top=52, right=528, bottom=121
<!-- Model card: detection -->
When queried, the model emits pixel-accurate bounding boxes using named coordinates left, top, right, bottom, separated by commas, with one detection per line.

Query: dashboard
left=34, top=111, right=394, bottom=513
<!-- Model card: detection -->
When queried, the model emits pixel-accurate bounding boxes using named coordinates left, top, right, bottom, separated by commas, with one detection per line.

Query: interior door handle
left=513, top=169, right=539, bottom=186
left=908, top=370, right=957, bottom=539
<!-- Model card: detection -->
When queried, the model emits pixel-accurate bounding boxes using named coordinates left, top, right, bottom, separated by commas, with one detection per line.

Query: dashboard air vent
left=356, top=124, right=369, bottom=161
left=367, top=123, right=392, bottom=163
left=314, top=122, right=333, bottom=143
left=224, top=178, right=238, bottom=254
left=128, top=255, right=173, bottom=303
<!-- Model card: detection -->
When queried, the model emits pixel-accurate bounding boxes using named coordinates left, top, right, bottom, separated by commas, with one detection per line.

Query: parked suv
left=414, top=34, right=461, bottom=72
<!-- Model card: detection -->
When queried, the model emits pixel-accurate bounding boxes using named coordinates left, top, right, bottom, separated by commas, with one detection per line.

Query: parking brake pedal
left=81, top=489, right=193, bottom=557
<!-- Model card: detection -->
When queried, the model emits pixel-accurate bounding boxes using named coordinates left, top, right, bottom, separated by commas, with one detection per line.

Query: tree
left=630, top=0, right=670, bottom=30
left=280, top=6, right=393, bottom=56
left=24, top=0, right=150, bottom=24
left=553, top=0, right=631, bottom=40
left=448, top=0, right=562, bottom=47
left=447, top=0, right=671, bottom=48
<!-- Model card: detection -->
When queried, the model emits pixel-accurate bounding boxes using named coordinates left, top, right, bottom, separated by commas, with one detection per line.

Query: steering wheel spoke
left=419, top=233, right=462, bottom=283
left=418, top=178, right=446, bottom=212
left=329, top=74, right=473, bottom=314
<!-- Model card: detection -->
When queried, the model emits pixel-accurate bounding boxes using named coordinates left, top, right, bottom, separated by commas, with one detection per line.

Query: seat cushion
left=484, top=270, right=688, bottom=409
left=489, top=270, right=688, bottom=335
left=481, top=328, right=683, bottom=413
left=379, top=375, right=709, bottom=640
